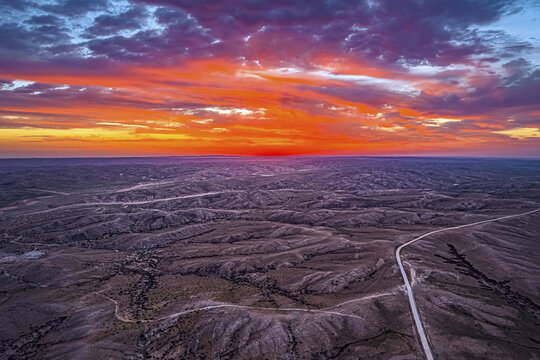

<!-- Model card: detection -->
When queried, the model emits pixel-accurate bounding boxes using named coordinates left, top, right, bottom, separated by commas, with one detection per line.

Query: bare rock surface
left=0, top=157, right=539, bottom=359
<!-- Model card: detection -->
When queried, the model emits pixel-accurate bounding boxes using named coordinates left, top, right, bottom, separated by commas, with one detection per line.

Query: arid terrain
left=0, top=157, right=539, bottom=360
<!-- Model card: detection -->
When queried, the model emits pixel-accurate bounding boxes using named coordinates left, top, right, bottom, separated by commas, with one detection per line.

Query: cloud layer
left=0, top=0, right=539, bottom=156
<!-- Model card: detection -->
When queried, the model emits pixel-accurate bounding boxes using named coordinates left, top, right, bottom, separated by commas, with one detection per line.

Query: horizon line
left=1, top=154, right=539, bottom=161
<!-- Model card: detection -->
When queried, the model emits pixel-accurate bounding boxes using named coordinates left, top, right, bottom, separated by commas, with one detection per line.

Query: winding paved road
left=396, top=207, right=540, bottom=360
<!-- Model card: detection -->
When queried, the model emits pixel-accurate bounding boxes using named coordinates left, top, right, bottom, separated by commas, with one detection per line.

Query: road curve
left=396, top=207, right=540, bottom=360
left=93, top=290, right=396, bottom=324
left=18, top=191, right=232, bottom=216
left=14, top=188, right=310, bottom=216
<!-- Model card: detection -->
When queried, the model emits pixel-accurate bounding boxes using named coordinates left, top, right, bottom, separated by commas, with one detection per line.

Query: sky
left=0, top=0, right=539, bottom=157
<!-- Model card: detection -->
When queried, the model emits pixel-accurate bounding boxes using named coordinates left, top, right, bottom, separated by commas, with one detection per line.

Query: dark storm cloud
left=0, top=0, right=529, bottom=67
left=134, top=0, right=520, bottom=66
left=502, top=57, right=531, bottom=83
left=84, top=5, right=217, bottom=61
left=0, top=0, right=33, bottom=10
left=86, top=6, right=149, bottom=37
left=411, top=68, right=540, bottom=116
left=0, top=22, right=71, bottom=55
left=40, top=0, right=110, bottom=15
left=26, top=14, right=65, bottom=26
left=135, top=0, right=359, bottom=25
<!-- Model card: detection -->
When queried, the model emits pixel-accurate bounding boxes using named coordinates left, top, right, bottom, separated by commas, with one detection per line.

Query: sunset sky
left=0, top=0, right=539, bottom=157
